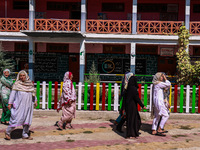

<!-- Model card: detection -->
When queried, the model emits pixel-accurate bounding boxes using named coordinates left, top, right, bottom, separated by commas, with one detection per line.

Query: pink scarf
left=57, top=72, right=76, bottom=111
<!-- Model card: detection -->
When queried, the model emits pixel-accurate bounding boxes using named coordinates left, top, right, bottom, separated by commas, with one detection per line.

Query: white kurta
left=8, top=90, right=35, bottom=127
left=153, top=80, right=171, bottom=116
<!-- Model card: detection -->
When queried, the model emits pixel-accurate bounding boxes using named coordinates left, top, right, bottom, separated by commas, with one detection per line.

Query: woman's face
left=4, top=71, right=10, bottom=78
left=19, top=73, right=26, bottom=82
left=70, top=74, right=73, bottom=80
left=160, top=75, right=164, bottom=81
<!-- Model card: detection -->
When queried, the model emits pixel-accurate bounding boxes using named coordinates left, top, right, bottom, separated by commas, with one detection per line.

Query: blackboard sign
left=136, top=59, right=146, bottom=74
left=35, top=56, right=57, bottom=73
left=98, top=58, right=130, bottom=74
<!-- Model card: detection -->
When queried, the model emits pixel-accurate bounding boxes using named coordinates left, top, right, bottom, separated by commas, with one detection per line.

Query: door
left=69, top=54, right=79, bottom=82
left=157, top=57, right=176, bottom=76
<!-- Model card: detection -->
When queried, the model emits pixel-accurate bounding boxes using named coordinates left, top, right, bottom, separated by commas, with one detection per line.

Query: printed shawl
left=57, top=72, right=76, bottom=111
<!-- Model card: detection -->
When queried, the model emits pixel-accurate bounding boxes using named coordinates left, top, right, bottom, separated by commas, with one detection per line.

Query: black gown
left=123, top=76, right=144, bottom=138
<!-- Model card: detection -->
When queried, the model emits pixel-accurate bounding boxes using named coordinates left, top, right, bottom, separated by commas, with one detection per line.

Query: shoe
left=1, top=122, right=5, bottom=124
left=162, top=129, right=168, bottom=133
left=155, top=132, right=166, bottom=136
left=5, top=132, right=11, bottom=140
left=116, top=128, right=124, bottom=133
left=5, top=122, right=9, bottom=125
left=22, top=136, right=33, bottom=140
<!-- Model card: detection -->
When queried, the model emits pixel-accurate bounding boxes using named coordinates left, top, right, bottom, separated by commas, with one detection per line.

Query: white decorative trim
left=186, top=6, right=190, bottom=15
left=132, top=5, right=137, bottom=13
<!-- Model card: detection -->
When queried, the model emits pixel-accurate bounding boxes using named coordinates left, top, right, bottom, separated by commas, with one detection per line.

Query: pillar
left=29, top=0, right=35, bottom=31
left=28, top=39, right=35, bottom=81
left=130, top=43, right=136, bottom=74
left=132, top=0, right=137, bottom=34
left=79, top=40, right=86, bottom=82
left=81, top=0, right=87, bottom=32
left=185, top=0, right=190, bottom=53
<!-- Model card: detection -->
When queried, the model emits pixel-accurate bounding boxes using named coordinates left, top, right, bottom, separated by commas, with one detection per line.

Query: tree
left=0, top=42, right=14, bottom=76
left=176, top=26, right=200, bottom=86
left=85, top=61, right=100, bottom=84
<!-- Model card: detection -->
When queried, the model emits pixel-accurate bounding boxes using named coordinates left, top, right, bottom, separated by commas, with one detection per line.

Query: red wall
left=190, top=0, right=200, bottom=21
left=0, top=0, right=5, bottom=17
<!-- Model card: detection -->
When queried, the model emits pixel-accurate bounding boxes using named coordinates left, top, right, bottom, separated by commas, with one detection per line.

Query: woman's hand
left=143, top=106, right=147, bottom=109
left=8, top=104, right=12, bottom=110
left=34, top=101, right=38, bottom=107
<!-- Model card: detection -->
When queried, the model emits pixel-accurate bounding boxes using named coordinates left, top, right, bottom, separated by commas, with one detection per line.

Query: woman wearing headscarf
left=151, top=72, right=171, bottom=136
left=5, top=70, right=37, bottom=140
left=0, top=69, right=13, bottom=125
left=123, top=75, right=146, bottom=139
left=57, top=71, right=76, bottom=130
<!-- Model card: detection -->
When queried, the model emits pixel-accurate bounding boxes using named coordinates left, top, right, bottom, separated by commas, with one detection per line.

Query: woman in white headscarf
left=0, top=69, right=13, bottom=125
left=57, top=71, right=76, bottom=130
left=151, top=72, right=171, bottom=136
left=5, top=70, right=37, bottom=140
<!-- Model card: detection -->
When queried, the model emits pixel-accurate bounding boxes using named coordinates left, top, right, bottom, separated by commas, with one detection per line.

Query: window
left=47, top=2, right=80, bottom=11
left=13, top=1, right=29, bottom=10
left=15, top=42, right=29, bottom=52
left=47, top=43, right=69, bottom=53
left=136, top=45, right=158, bottom=55
left=193, top=4, right=200, bottom=13
left=102, top=3, right=125, bottom=12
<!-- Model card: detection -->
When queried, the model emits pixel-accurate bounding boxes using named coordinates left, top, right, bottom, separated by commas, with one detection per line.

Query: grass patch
left=83, top=131, right=93, bottom=134
left=164, top=142, right=168, bottom=144
left=53, top=131, right=56, bottom=132
left=179, top=125, right=193, bottom=130
left=172, top=134, right=188, bottom=138
left=69, top=133, right=74, bottom=135
left=193, top=133, right=197, bottom=135
left=66, top=139, right=75, bottom=142
left=99, top=126, right=106, bottom=128
left=37, top=142, right=41, bottom=143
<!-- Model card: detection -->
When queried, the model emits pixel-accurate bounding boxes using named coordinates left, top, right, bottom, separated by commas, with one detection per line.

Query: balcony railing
left=137, top=21, right=183, bottom=35
left=190, top=22, right=200, bottom=35
left=0, top=18, right=29, bottom=32
left=86, top=20, right=132, bottom=34
left=35, top=19, right=80, bottom=31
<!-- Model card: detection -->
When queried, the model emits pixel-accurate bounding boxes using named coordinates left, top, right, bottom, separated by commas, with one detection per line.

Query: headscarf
left=152, top=72, right=163, bottom=85
left=57, top=71, right=76, bottom=111
left=12, top=70, right=35, bottom=96
left=0, top=69, right=13, bottom=89
left=124, top=72, right=134, bottom=90
left=127, top=76, right=139, bottom=89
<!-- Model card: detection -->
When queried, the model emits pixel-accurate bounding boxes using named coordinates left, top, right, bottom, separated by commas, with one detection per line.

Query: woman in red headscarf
left=57, top=71, right=77, bottom=130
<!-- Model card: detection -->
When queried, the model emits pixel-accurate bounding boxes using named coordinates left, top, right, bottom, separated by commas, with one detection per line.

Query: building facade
left=0, top=0, right=200, bottom=82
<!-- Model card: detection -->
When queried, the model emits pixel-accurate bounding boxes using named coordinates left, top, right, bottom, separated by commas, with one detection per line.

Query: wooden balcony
left=86, top=20, right=132, bottom=34
left=0, top=18, right=29, bottom=32
left=190, top=22, right=200, bottom=35
left=137, top=21, right=183, bottom=35
left=35, top=19, right=80, bottom=31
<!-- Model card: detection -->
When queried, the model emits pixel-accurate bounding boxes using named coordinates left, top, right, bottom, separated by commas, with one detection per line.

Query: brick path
left=0, top=111, right=200, bottom=150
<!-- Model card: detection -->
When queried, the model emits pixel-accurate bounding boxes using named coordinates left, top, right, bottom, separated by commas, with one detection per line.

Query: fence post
left=96, top=83, right=100, bottom=110
left=48, top=81, right=52, bottom=109
left=42, top=81, right=46, bottom=110
left=174, top=85, right=178, bottom=113
left=54, top=81, right=58, bottom=110
left=60, top=82, right=63, bottom=97
left=149, top=84, right=153, bottom=112
left=36, top=81, right=40, bottom=109
left=84, top=82, right=88, bottom=110
left=102, top=83, right=106, bottom=110
left=138, top=84, right=142, bottom=111
left=108, top=83, right=112, bottom=111
left=78, top=82, right=82, bottom=110
left=90, top=83, right=94, bottom=110
left=180, top=85, right=184, bottom=113
left=169, top=85, right=172, bottom=112
left=186, top=85, right=190, bottom=113
left=143, top=84, right=147, bottom=112
left=114, top=83, right=119, bottom=111
left=198, top=86, right=200, bottom=113
left=119, top=83, right=122, bottom=109
left=73, top=82, right=76, bottom=89
left=192, top=85, right=196, bottom=113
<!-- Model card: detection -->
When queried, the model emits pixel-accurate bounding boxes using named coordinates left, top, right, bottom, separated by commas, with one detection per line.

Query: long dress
left=8, top=90, right=35, bottom=127
left=0, top=75, right=13, bottom=123
left=124, top=76, right=144, bottom=138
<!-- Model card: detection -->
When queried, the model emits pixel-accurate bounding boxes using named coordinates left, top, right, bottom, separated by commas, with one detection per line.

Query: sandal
left=162, top=129, right=168, bottom=133
left=5, top=132, right=11, bottom=140
left=22, top=136, right=33, bottom=140
left=155, top=132, right=166, bottom=136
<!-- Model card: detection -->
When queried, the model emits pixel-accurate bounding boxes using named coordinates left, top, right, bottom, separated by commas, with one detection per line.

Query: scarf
left=57, top=71, right=76, bottom=111
left=12, top=70, right=35, bottom=96
left=124, top=72, right=134, bottom=90
left=0, top=69, right=13, bottom=89
left=152, top=72, right=163, bottom=85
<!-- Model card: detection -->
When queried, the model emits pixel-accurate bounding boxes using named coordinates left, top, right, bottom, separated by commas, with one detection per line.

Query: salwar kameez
left=0, top=74, right=13, bottom=123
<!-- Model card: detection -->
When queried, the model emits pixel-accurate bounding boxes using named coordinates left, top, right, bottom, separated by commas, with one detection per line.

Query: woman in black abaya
left=124, top=76, right=146, bottom=139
